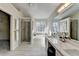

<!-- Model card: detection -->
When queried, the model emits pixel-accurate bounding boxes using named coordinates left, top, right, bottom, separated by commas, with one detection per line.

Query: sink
left=64, top=49, right=79, bottom=56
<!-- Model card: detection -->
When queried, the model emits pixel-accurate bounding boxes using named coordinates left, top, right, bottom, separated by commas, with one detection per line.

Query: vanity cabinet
left=45, top=37, right=63, bottom=56
left=45, top=37, right=56, bottom=56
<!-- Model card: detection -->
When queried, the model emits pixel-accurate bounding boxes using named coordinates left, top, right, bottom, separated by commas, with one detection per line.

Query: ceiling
left=54, top=3, right=79, bottom=20
left=12, top=3, right=60, bottom=19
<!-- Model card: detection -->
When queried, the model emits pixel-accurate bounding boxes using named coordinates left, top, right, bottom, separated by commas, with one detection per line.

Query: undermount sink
left=64, top=49, right=79, bottom=56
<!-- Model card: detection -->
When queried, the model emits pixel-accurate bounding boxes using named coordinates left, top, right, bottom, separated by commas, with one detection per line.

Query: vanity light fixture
left=57, top=3, right=73, bottom=13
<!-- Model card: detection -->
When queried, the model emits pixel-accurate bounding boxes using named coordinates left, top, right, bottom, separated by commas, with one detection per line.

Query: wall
left=0, top=3, right=24, bottom=50
left=31, top=18, right=34, bottom=45
left=21, top=20, right=25, bottom=41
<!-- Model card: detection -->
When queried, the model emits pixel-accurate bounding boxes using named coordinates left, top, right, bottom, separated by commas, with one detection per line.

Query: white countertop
left=46, top=37, right=79, bottom=56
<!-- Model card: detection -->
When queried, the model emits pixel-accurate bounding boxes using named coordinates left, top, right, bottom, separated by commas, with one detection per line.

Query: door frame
left=0, top=10, right=11, bottom=50
left=21, top=19, right=31, bottom=43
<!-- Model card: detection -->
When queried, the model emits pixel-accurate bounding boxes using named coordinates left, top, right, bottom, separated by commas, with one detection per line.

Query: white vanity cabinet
left=45, top=37, right=48, bottom=51
left=45, top=37, right=63, bottom=56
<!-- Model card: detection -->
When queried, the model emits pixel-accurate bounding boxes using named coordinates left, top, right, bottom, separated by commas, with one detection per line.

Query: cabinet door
left=45, top=37, right=48, bottom=51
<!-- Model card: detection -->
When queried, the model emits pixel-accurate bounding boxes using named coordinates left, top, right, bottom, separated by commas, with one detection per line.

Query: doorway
left=70, top=20, right=78, bottom=40
left=0, top=10, right=10, bottom=51
left=21, top=20, right=31, bottom=43
left=24, top=22, right=31, bottom=42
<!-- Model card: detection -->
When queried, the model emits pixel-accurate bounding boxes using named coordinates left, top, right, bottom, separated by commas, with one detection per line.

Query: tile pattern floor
left=0, top=42, right=47, bottom=56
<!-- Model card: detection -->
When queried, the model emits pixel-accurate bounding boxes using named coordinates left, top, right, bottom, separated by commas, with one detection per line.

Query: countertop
left=46, top=36, right=79, bottom=56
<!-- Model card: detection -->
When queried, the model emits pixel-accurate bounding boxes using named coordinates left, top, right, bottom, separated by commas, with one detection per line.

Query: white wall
left=0, top=3, right=24, bottom=50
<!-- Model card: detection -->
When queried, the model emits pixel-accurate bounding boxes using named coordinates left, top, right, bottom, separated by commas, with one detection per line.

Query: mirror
left=59, top=18, right=70, bottom=38
left=52, top=16, right=79, bottom=41
left=51, top=18, right=70, bottom=39
left=59, top=17, right=79, bottom=41
left=51, top=4, right=79, bottom=41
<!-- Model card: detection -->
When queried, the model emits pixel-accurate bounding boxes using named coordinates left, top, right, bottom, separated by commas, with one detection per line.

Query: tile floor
left=0, top=42, right=47, bottom=56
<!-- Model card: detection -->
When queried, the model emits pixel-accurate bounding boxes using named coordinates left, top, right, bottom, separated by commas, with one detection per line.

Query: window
left=35, top=20, right=47, bottom=33
left=51, top=22, right=59, bottom=33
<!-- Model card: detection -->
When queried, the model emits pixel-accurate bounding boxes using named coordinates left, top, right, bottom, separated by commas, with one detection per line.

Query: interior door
left=24, top=22, right=31, bottom=42
left=71, top=20, right=78, bottom=40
